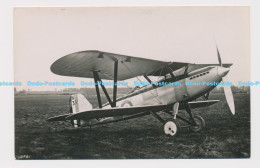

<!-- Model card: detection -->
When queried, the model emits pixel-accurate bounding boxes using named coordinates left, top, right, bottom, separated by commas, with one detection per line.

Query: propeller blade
left=216, top=46, right=222, bottom=67
left=216, top=45, right=235, bottom=114
left=222, top=77, right=235, bottom=115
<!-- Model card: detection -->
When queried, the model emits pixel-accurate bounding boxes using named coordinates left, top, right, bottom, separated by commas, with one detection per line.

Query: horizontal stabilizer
left=47, top=114, right=70, bottom=122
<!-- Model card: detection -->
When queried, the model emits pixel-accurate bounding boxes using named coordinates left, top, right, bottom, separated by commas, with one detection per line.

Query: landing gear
left=163, top=119, right=180, bottom=137
left=151, top=102, right=206, bottom=137
left=150, top=111, right=180, bottom=137
left=188, top=115, right=205, bottom=133
left=184, top=103, right=205, bottom=133
left=160, top=102, right=206, bottom=136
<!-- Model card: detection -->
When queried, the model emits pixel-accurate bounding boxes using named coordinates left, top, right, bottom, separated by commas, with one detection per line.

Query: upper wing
left=150, top=63, right=232, bottom=76
left=50, top=50, right=187, bottom=80
left=47, top=104, right=169, bottom=121
left=51, top=50, right=233, bottom=80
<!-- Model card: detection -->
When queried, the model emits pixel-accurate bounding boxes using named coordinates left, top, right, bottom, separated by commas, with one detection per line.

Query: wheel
left=70, top=119, right=81, bottom=128
left=189, top=115, right=205, bottom=133
left=163, top=119, right=180, bottom=137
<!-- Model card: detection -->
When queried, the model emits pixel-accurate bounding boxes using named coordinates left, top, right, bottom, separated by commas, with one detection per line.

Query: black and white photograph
left=13, top=6, right=251, bottom=160
left=1, top=0, right=260, bottom=166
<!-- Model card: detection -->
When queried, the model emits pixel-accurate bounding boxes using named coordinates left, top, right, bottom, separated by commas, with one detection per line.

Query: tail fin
left=69, top=94, right=92, bottom=127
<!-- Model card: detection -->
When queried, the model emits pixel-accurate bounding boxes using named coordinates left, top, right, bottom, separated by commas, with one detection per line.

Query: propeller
left=223, top=77, right=235, bottom=115
left=216, top=46, right=235, bottom=115
left=217, top=46, right=222, bottom=67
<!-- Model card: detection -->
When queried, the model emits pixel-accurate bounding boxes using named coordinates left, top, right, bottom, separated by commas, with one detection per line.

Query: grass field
left=15, top=92, right=250, bottom=159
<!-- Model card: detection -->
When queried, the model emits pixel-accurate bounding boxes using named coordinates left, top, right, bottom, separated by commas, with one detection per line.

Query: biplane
left=47, top=47, right=235, bottom=137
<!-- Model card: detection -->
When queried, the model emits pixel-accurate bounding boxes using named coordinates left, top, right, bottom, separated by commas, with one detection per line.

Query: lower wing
left=47, top=104, right=169, bottom=122
left=47, top=100, right=219, bottom=122
left=183, top=100, right=219, bottom=109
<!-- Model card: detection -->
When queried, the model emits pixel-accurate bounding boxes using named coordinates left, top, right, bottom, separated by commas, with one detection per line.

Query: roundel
left=121, top=100, right=133, bottom=107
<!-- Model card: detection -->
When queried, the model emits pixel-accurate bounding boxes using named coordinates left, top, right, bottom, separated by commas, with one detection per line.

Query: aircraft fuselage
left=102, top=66, right=229, bottom=109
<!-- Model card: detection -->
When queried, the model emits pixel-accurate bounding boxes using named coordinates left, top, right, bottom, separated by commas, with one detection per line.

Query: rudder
left=69, top=94, right=92, bottom=127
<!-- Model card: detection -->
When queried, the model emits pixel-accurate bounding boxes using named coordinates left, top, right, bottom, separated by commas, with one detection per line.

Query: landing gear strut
left=188, top=115, right=205, bottom=133
left=155, top=102, right=206, bottom=137
left=184, top=103, right=205, bottom=133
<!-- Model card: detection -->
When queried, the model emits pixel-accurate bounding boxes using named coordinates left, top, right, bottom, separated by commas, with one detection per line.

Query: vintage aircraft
left=47, top=47, right=235, bottom=137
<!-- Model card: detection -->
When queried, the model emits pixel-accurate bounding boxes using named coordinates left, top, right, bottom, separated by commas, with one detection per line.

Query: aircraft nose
left=217, top=66, right=230, bottom=77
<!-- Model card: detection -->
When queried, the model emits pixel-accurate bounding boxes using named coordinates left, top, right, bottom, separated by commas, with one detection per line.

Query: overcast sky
left=14, top=6, right=250, bottom=91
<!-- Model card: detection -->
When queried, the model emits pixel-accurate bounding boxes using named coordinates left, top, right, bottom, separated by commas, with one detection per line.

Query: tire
left=189, top=115, right=205, bottom=133
left=163, top=119, right=181, bottom=137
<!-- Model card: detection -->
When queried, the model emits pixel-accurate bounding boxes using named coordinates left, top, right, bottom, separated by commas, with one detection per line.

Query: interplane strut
left=93, top=60, right=119, bottom=108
